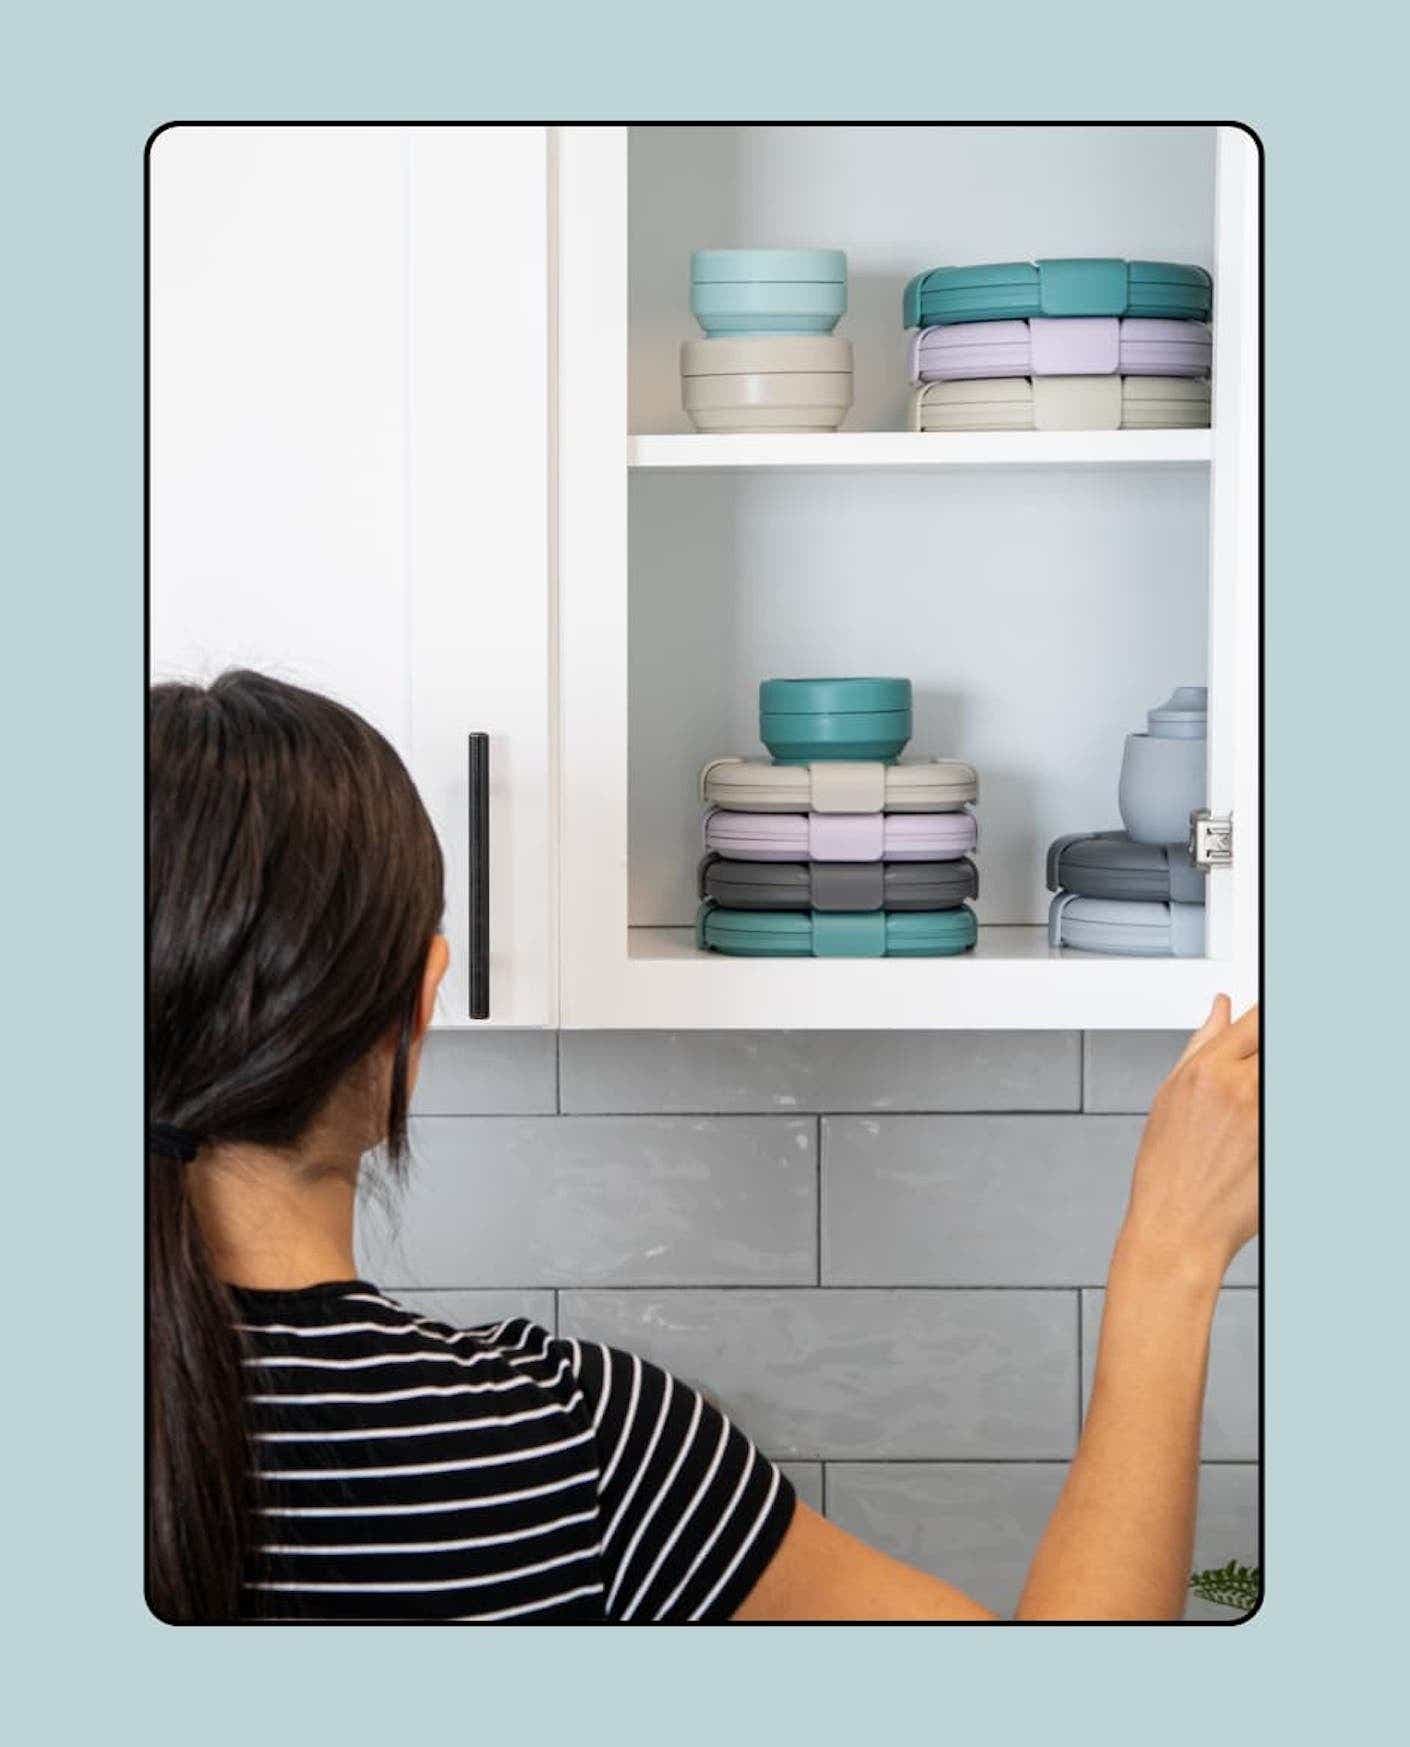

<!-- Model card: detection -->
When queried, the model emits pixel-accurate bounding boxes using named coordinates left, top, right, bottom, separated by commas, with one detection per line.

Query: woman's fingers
left=1216, top=1003, right=1260, bottom=1060
left=1176, top=993, right=1232, bottom=1066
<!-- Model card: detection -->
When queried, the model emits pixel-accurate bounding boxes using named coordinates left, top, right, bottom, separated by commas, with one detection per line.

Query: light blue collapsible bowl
left=691, top=248, right=848, bottom=336
left=759, top=676, right=912, bottom=763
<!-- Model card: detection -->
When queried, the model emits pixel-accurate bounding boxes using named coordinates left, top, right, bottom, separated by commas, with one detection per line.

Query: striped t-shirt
left=235, top=1281, right=796, bottom=1622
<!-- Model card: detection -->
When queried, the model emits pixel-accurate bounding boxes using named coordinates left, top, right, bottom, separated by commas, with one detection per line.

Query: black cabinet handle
left=467, top=733, right=490, bottom=1019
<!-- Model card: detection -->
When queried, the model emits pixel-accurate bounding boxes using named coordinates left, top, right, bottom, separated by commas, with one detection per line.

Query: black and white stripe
left=236, top=1282, right=794, bottom=1623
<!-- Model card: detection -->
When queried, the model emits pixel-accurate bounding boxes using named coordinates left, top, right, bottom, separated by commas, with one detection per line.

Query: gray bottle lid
left=1145, top=686, right=1207, bottom=740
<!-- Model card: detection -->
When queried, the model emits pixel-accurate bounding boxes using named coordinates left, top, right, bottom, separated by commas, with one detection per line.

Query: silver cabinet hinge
left=1188, top=810, right=1233, bottom=870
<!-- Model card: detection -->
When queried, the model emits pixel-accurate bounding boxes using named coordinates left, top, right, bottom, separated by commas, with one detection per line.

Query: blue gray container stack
left=1047, top=687, right=1209, bottom=956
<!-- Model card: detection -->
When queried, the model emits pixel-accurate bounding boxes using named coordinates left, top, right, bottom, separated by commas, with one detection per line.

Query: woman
left=149, top=670, right=1259, bottom=1624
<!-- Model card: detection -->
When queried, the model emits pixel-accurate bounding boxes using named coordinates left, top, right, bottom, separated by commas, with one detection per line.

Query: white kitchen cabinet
left=151, top=124, right=1260, bottom=1036
left=558, top=125, right=1259, bottom=1029
left=149, top=125, right=555, bottom=1027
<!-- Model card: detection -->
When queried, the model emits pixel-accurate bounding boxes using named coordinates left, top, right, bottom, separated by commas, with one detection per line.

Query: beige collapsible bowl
left=682, top=336, right=853, bottom=433
left=909, top=374, right=1210, bottom=432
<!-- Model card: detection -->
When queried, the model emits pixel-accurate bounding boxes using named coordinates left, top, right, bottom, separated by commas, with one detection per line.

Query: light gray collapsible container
left=1046, top=831, right=1205, bottom=905
left=1118, top=687, right=1208, bottom=844
left=1048, top=893, right=1206, bottom=957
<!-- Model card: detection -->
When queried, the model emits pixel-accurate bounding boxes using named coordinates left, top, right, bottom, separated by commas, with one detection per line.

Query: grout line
left=780, top=1457, right=1258, bottom=1469
left=1078, top=1032, right=1088, bottom=1112
left=819, top=1462, right=828, bottom=1518
left=1075, top=1290, right=1085, bottom=1435
left=554, top=1033, right=562, bottom=1115
left=411, top=1106, right=1122, bottom=1121
left=552, top=1287, right=560, bottom=1338
left=772, top=1456, right=1076, bottom=1468
left=815, top=1116, right=823, bottom=1287
left=544, top=1282, right=1113, bottom=1294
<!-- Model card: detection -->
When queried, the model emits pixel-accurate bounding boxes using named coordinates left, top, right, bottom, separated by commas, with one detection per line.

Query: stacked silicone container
left=682, top=250, right=853, bottom=433
left=901, top=259, right=1213, bottom=432
left=696, top=677, right=981, bottom=957
left=1046, top=688, right=1209, bottom=957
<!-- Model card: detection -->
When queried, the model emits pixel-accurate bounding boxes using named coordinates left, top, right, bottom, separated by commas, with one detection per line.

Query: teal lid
left=759, top=677, right=912, bottom=716
left=696, top=902, right=977, bottom=957
left=692, top=248, right=847, bottom=285
left=886, top=908, right=978, bottom=956
left=903, top=259, right=1212, bottom=328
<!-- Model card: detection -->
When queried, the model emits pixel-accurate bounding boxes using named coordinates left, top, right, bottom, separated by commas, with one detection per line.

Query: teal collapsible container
left=695, top=901, right=977, bottom=957
left=758, top=676, right=912, bottom=762
left=692, top=248, right=848, bottom=336
left=902, top=259, right=1212, bottom=329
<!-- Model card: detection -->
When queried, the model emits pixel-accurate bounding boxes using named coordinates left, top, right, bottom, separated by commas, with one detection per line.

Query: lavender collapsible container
left=702, top=808, right=978, bottom=863
left=909, top=317, right=1212, bottom=384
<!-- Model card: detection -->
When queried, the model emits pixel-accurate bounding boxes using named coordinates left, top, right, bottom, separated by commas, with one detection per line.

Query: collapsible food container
left=1046, top=832, right=1205, bottom=905
left=691, top=248, right=848, bottom=336
left=1118, top=687, right=1208, bottom=844
left=703, top=808, right=978, bottom=863
left=902, top=259, right=1213, bottom=329
left=681, top=336, right=853, bottom=432
left=909, top=317, right=1212, bottom=384
left=701, top=756, right=978, bottom=814
left=1048, top=893, right=1206, bottom=958
left=696, top=901, right=978, bottom=957
left=758, top=676, right=912, bottom=763
left=908, top=375, right=1211, bottom=432
left=699, top=853, right=978, bottom=912
left=1144, top=685, right=1209, bottom=739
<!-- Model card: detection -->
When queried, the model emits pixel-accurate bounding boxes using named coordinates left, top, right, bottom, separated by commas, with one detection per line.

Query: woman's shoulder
left=235, top=1281, right=583, bottom=1400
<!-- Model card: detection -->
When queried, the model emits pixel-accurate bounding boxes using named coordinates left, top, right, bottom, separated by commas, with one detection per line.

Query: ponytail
left=146, top=1147, right=250, bottom=1620
left=145, top=671, right=444, bottom=1620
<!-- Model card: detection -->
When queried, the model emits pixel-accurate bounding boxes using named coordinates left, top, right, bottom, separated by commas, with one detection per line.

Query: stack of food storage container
left=681, top=250, right=853, bottom=433
left=696, top=678, right=980, bottom=957
left=1047, top=687, right=1208, bottom=956
left=901, top=258, right=1213, bottom=431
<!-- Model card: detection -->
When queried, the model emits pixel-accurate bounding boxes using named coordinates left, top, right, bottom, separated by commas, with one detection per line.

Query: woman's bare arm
left=736, top=997, right=1259, bottom=1622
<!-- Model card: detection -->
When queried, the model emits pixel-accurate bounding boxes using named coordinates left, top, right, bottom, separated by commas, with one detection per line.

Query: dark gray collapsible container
left=1046, top=831, right=1205, bottom=905
left=699, top=854, right=978, bottom=913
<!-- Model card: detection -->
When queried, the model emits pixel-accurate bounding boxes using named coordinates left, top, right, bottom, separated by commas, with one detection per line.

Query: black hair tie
left=149, top=1122, right=200, bottom=1163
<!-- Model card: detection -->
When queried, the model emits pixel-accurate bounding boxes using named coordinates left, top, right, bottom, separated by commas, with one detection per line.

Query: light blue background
left=6, top=1, right=1400, bottom=1737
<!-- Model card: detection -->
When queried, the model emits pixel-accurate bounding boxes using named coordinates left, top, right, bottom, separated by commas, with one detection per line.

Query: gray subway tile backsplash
left=369, top=1026, right=1257, bottom=1615
left=560, top=1030, right=1080, bottom=1114
left=1082, top=1030, right=1188, bottom=1113
left=559, top=1288, right=1078, bottom=1461
left=822, top=1114, right=1144, bottom=1286
left=411, top=1029, right=558, bottom=1115
left=358, top=1115, right=816, bottom=1290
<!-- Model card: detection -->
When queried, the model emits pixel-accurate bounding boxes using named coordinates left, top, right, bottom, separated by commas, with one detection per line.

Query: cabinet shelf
left=594, top=925, right=1229, bottom=1031
left=627, top=430, right=1213, bottom=472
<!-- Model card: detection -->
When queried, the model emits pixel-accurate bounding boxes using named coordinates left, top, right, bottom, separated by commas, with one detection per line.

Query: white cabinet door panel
left=150, top=125, right=553, bottom=1027
left=149, top=125, right=412, bottom=752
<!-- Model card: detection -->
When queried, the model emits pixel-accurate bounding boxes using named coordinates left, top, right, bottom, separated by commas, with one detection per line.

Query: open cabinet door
left=1205, top=126, right=1262, bottom=1012
left=149, top=125, right=555, bottom=1026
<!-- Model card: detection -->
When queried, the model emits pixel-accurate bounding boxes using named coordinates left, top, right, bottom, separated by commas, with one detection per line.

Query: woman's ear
left=416, top=935, right=450, bottom=1040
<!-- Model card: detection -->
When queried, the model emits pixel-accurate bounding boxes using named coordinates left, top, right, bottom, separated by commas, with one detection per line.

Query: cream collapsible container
left=681, top=336, right=853, bottom=433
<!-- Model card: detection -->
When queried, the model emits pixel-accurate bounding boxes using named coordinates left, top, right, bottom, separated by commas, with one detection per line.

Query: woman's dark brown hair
left=147, top=670, right=445, bottom=1621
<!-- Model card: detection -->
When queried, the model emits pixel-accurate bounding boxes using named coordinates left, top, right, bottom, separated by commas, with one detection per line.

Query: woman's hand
left=1116, top=996, right=1260, bottom=1285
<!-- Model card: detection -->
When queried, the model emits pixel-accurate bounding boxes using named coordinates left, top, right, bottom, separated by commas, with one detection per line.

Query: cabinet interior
left=625, top=126, right=1217, bottom=957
